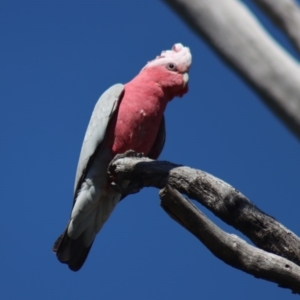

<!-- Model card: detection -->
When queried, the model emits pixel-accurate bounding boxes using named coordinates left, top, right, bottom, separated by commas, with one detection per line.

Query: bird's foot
left=108, top=150, right=145, bottom=195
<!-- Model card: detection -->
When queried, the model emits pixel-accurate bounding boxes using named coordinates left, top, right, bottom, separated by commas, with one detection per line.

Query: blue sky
left=1, top=0, right=300, bottom=299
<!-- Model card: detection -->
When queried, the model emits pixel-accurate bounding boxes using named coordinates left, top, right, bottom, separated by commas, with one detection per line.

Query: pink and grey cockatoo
left=53, top=43, right=192, bottom=271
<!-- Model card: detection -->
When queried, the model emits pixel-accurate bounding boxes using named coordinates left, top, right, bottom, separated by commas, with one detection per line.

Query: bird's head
left=141, top=43, right=192, bottom=98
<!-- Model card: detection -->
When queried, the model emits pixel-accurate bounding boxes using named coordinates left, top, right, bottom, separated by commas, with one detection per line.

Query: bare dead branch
left=162, top=0, right=300, bottom=139
left=159, top=186, right=300, bottom=294
left=109, top=152, right=300, bottom=267
left=253, top=0, right=300, bottom=53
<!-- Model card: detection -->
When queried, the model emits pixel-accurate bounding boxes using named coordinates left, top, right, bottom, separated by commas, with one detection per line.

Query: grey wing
left=74, top=83, right=124, bottom=193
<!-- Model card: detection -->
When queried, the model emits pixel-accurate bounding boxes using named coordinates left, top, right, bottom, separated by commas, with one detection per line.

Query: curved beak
left=183, top=73, right=189, bottom=87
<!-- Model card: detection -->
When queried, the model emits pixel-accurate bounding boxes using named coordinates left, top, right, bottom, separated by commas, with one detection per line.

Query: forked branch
left=108, top=151, right=300, bottom=294
left=162, top=0, right=300, bottom=139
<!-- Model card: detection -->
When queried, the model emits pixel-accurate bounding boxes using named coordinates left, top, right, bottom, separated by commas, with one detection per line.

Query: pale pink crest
left=143, top=43, right=192, bottom=73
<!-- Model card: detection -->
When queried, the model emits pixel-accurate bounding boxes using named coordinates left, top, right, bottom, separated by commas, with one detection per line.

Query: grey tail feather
left=53, top=228, right=94, bottom=272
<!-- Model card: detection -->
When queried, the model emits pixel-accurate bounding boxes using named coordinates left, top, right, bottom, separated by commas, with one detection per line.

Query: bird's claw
left=113, top=150, right=145, bottom=161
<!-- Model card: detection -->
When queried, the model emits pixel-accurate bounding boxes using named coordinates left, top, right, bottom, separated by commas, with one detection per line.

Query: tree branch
left=162, top=0, right=300, bottom=139
left=159, top=186, right=300, bottom=294
left=109, top=152, right=300, bottom=267
left=253, top=0, right=300, bottom=53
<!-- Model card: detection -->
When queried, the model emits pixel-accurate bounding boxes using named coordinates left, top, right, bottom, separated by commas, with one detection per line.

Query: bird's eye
left=167, top=63, right=176, bottom=70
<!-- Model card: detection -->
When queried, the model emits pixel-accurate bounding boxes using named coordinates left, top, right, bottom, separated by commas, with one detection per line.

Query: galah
left=53, top=43, right=192, bottom=271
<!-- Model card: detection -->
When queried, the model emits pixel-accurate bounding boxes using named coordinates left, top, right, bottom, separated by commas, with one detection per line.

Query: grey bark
left=162, top=0, right=300, bottom=139
left=160, top=186, right=300, bottom=294
left=253, top=0, right=300, bottom=53
left=108, top=152, right=300, bottom=294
